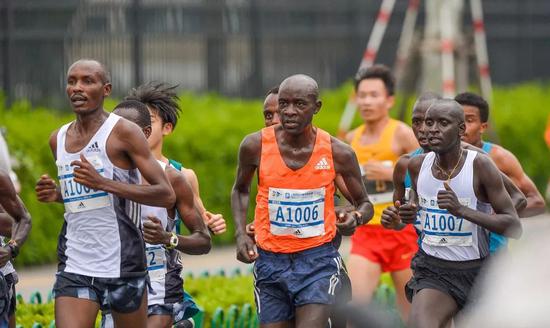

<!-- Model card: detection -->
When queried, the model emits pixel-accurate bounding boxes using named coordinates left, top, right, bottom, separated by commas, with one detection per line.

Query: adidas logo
left=314, top=157, right=330, bottom=170
left=77, top=202, right=86, bottom=209
left=439, top=237, right=447, bottom=244
left=294, top=229, right=302, bottom=236
left=87, top=141, right=100, bottom=153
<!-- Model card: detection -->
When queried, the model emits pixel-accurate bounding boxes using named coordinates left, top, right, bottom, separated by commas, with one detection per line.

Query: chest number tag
left=146, top=245, right=167, bottom=282
left=57, top=156, right=111, bottom=213
left=419, top=196, right=473, bottom=247
left=268, top=187, right=326, bottom=238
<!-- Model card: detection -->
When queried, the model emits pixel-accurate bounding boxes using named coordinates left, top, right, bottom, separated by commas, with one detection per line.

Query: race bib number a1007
left=419, top=196, right=473, bottom=247
left=57, top=156, right=111, bottom=213
left=268, top=187, right=326, bottom=238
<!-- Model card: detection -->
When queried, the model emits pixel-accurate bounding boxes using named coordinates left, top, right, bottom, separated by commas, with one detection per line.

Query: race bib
left=268, top=187, right=325, bottom=238
left=146, top=245, right=167, bottom=282
left=57, top=156, right=111, bottom=213
left=419, top=196, right=473, bottom=247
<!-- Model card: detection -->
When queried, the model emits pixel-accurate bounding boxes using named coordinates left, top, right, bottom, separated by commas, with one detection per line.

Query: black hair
left=265, top=86, right=279, bottom=97
left=113, top=100, right=151, bottom=129
left=126, top=82, right=181, bottom=127
left=454, top=92, right=489, bottom=123
left=354, top=64, right=395, bottom=96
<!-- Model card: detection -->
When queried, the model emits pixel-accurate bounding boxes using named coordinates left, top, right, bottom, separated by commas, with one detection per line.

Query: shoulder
left=408, top=153, right=428, bottom=174
left=395, top=154, right=411, bottom=172
left=473, top=151, right=499, bottom=172
left=0, top=169, right=14, bottom=193
left=490, top=144, right=517, bottom=163
left=240, top=131, right=262, bottom=152
left=461, top=142, right=486, bottom=154
left=48, top=128, right=61, bottom=153
left=394, top=121, right=413, bottom=135
left=182, top=167, right=198, bottom=183
left=345, top=125, right=362, bottom=144
left=112, top=116, right=143, bottom=137
left=330, top=135, right=356, bottom=161
left=165, top=166, right=188, bottom=187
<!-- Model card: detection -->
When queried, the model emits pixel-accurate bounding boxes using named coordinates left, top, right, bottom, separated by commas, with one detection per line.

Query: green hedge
left=0, top=83, right=548, bottom=266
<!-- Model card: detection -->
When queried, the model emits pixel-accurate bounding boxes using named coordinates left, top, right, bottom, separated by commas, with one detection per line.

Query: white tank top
left=417, top=150, right=490, bottom=261
left=56, top=113, right=145, bottom=278
left=142, top=160, right=183, bottom=305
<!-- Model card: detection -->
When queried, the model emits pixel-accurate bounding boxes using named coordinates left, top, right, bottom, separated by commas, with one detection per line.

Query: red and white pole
left=394, top=0, right=420, bottom=86
left=470, top=0, right=493, bottom=104
left=440, top=1, right=456, bottom=98
left=337, top=0, right=396, bottom=139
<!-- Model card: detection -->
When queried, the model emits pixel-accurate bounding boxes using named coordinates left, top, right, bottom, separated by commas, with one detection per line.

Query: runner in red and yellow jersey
left=232, top=74, right=373, bottom=327
left=345, top=65, right=419, bottom=321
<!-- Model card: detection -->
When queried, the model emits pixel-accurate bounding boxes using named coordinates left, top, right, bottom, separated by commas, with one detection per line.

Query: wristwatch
left=7, top=240, right=19, bottom=259
left=166, top=233, right=179, bottom=250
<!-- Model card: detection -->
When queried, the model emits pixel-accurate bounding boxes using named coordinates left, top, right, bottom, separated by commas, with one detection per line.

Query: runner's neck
left=362, top=116, right=390, bottom=137
left=74, top=109, right=109, bottom=134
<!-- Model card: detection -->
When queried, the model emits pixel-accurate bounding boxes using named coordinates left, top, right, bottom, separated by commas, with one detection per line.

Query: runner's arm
left=0, top=212, right=12, bottom=237
left=77, top=120, right=175, bottom=208
left=231, top=133, right=261, bottom=263
left=184, top=168, right=226, bottom=234
left=170, top=169, right=211, bottom=254
left=491, top=147, right=545, bottom=217
left=0, top=171, right=31, bottom=254
left=332, top=138, right=374, bottom=224
left=447, top=155, right=522, bottom=238
left=462, top=142, right=527, bottom=214
left=384, top=155, right=410, bottom=230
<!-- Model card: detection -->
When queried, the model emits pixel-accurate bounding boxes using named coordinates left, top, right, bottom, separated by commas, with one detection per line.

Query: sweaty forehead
left=278, top=76, right=318, bottom=100
left=427, top=103, right=463, bottom=122
left=67, top=61, right=105, bottom=81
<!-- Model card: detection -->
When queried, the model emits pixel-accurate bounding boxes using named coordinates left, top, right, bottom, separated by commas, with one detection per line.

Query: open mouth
left=70, top=95, right=87, bottom=106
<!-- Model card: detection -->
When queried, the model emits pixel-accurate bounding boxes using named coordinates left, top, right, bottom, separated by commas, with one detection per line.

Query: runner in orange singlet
left=232, top=74, right=373, bottom=327
left=345, top=65, right=419, bottom=321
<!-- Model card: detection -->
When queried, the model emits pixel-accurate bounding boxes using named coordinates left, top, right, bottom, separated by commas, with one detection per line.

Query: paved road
left=15, top=214, right=548, bottom=300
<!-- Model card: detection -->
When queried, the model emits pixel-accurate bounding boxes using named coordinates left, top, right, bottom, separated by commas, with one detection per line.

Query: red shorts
left=350, top=224, right=418, bottom=272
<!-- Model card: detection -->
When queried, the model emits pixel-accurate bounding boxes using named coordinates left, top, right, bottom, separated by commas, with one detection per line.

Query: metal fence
left=1, top=0, right=549, bottom=108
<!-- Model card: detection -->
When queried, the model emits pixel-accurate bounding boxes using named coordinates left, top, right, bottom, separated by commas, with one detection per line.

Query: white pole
left=394, top=0, right=421, bottom=86
left=440, top=0, right=456, bottom=98
left=470, top=0, right=493, bottom=104
left=337, top=0, right=396, bottom=139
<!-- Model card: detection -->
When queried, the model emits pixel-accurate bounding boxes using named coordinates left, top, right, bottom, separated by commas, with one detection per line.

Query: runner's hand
left=35, top=174, right=60, bottom=202
left=0, top=246, right=11, bottom=267
left=399, top=190, right=418, bottom=224
left=335, top=209, right=358, bottom=236
left=236, top=233, right=258, bottom=263
left=71, top=154, right=106, bottom=190
left=245, top=223, right=255, bottom=239
left=381, top=202, right=402, bottom=230
left=143, top=216, right=170, bottom=245
left=437, top=182, right=462, bottom=215
left=205, top=211, right=226, bottom=235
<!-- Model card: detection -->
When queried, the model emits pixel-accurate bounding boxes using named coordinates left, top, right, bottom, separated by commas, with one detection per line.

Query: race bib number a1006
left=419, top=196, right=473, bottom=247
left=268, top=187, right=326, bottom=238
left=57, top=156, right=111, bottom=213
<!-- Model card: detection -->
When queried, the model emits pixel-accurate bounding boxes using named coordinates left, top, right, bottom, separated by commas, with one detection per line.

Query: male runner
left=232, top=74, right=373, bottom=327
left=34, top=59, right=175, bottom=328
left=401, top=99, right=522, bottom=328
left=384, top=93, right=526, bottom=232
left=126, top=82, right=226, bottom=235
left=345, top=64, right=418, bottom=320
left=455, top=92, right=545, bottom=217
left=262, top=86, right=280, bottom=127
left=0, top=171, right=31, bottom=328
left=103, top=100, right=211, bottom=328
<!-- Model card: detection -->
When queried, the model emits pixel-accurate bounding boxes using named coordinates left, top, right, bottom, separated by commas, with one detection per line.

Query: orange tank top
left=350, top=118, right=400, bottom=224
left=255, top=126, right=337, bottom=253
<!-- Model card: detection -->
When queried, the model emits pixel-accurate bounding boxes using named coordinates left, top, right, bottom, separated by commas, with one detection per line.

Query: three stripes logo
left=86, top=141, right=100, bottom=153
left=314, top=157, right=330, bottom=170
left=77, top=202, right=86, bottom=210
